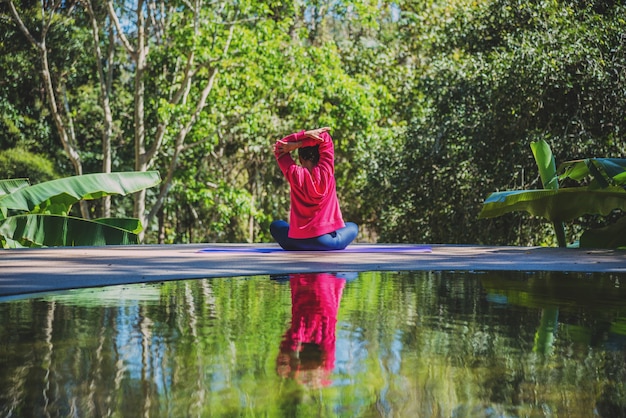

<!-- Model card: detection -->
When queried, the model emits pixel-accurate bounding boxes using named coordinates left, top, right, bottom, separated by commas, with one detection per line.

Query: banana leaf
left=559, top=158, right=626, bottom=186
left=530, top=140, right=559, bottom=190
left=93, top=217, right=143, bottom=234
left=0, top=178, right=30, bottom=196
left=0, top=179, right=30, bottom=220
left=0, top=214, right=140, bottom=248
left=0, top=171, right=161, bottom=215
left=530, top=140, right=565, bottom=245
left=479, top=186, right=626, bottom=222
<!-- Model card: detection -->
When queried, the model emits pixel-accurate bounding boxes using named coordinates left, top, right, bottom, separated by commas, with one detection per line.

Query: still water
left=1, top=270, right=626, bottom=417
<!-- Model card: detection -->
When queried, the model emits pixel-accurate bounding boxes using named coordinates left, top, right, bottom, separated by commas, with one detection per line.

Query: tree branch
left=7, top=0, right=43, bottom=50
left=106, top=0, right=136, bottom=57
left=8, top=0, right=88, bottom=217
left=145, top=21, right=235, bottom=227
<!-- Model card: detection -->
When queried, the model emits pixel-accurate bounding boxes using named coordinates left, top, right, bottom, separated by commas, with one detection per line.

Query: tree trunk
left=108, top=0, right=149, bottom=237
left=8, top=0, right=88, bottom=218
left=84, top=0, right=114, bottom=218
left=133, top=0, right=148, bottom=239
left=106, top=0, right=237, bottom=241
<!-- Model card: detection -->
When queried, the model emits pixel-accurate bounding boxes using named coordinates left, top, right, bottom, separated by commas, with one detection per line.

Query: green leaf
left=0, top=214, right=140, bottom=248
left=0, top=178, right=30, bottom=196
left=0, top=171, right=161, bottom=214
left=530, top=140, right=559, bottom=190
left=92, top=217, right=143, bottom=234
left=0, top=179, right=30, bottom=221
left=558, top=160, right=589, bottom=182
left=479, top=187, right=626, bottom=222
left=559, top=158, right=626, bottom=187
left=530, top=140, right=566, bottom=246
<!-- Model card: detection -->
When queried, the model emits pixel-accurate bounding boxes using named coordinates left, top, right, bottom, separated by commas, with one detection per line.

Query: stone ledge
left=1, top=244, right=625, bottom=298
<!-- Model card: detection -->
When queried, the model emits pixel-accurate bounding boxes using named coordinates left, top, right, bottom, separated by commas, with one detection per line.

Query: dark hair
left=299, top=145, right=320, bottom=164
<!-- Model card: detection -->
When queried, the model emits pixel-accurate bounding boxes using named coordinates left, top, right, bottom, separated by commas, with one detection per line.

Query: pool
left=2, top=270, right=626, bottom=416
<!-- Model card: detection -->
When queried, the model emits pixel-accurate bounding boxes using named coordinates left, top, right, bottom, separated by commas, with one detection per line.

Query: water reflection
left=2, top=270, right=626, bottom=416
left=277, top=272, right=350, bottom=388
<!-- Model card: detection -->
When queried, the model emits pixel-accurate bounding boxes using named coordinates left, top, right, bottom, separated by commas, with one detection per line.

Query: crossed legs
left=270, top=220, right=358, bottom=251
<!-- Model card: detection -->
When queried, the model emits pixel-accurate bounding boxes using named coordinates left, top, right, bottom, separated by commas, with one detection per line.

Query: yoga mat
left=197, top=245, right=432, bottom=254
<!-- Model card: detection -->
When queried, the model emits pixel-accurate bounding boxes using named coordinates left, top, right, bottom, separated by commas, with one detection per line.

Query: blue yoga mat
left=197, top=245, right=432, bottom=254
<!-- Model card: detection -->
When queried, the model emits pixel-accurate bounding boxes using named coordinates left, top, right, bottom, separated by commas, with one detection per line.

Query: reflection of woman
left=271, top=127, right=358, bottom=251
left=277, top=273, right=346, bottom=387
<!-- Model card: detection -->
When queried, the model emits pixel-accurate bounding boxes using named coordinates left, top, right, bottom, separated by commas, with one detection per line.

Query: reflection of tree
left=277, top=273, right=346, bottom=388
left=5, top=271, right=626, bottom=416
left=533, top=307, right=559, bottom=355
left=43, top=301, right=56, bottom=415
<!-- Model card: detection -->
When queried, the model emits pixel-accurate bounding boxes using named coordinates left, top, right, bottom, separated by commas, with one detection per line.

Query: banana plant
left=0, top=171, right=161, bottom=248
left=479, top=140, right=626, bottom=248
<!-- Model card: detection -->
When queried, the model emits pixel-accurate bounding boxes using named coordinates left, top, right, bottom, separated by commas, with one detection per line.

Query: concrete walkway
left=1, top=243, right=625, bottom=299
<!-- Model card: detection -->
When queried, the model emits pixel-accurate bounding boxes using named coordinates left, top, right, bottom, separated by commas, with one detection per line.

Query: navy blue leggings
left=270, top=220, right=358, bottom=251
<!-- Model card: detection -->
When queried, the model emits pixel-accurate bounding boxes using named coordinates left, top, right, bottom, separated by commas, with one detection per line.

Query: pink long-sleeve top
left=274, top=130, right=345, bottom=239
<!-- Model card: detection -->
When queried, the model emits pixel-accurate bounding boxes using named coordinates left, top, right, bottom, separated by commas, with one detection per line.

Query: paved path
left=1, top=244, right=625, bottom=298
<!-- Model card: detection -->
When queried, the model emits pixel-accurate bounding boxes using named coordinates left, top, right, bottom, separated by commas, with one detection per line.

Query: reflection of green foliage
left=482, top=270, right=626, bottom=364
left=610, top=318, right=626, bottom=336
left=533, top=307, right=559, bottom=355
left=562, top=324, right=592, bottom=345
left=3, top=271, right=626, bottom=416
left=481, top=271, right=626, bottom=314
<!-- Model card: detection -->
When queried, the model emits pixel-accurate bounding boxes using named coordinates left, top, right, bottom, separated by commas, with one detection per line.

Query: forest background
left=1, top=0, right=625, bottom=246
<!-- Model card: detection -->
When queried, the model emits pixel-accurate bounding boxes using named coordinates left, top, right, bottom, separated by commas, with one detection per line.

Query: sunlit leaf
left=558, top=159, right=589, bottom=182
left=530, top=140, right=566, bottom=245
left=479, top=187, right=626, bottom=222
left=0, top=171, right=161, bottom=214
left=530, top=140, right=558, bottom=190
left=93, top=217, right=143, bottom=234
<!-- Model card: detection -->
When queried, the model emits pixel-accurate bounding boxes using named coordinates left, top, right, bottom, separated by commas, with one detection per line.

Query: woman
left=271, top=127, right=358, bottom=250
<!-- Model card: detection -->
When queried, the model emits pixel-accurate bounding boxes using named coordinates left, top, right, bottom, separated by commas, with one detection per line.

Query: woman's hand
left=304, top=127, right=330, bottom=141
left=274, top=139, right=299, bottom=158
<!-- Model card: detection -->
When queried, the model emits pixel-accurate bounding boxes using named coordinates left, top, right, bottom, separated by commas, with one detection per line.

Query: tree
left=0, top=7, right=54, bottom=158
left=3, top=1, right=300, bottom=240
left=6, top=0, right=91, bottom=216
left=82, top=0, right=115, bottom=217
left=371, top=0, right=626, bottom=245
left=154, top=1, right=398, bottom=243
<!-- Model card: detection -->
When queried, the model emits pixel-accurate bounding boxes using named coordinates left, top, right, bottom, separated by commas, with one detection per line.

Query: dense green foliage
left=1, top=0, right=625, bottom=245
left=0, top=148, right=58, bottom=183
left=368, top=0, right=626, bottom=245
